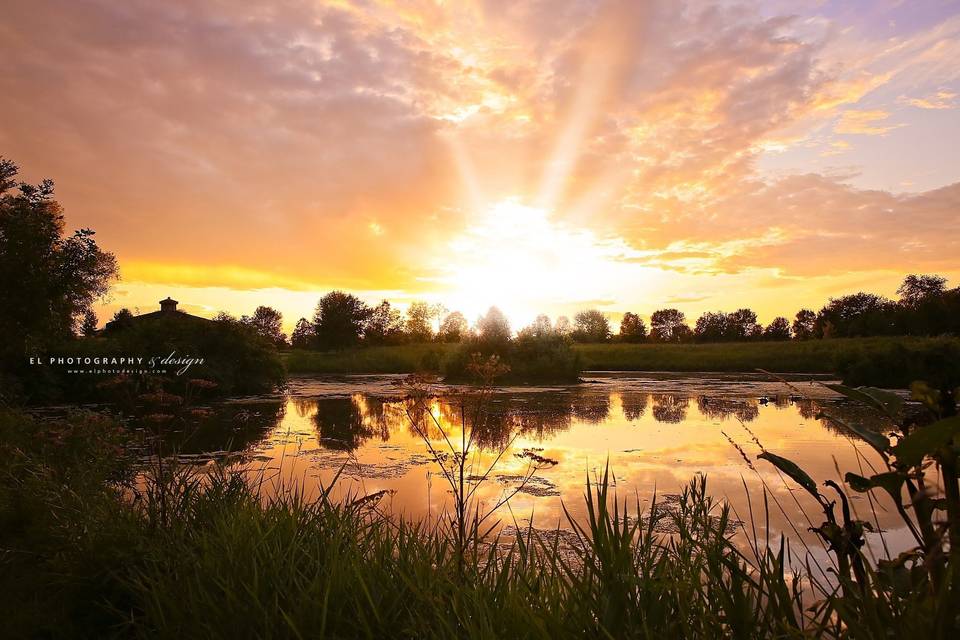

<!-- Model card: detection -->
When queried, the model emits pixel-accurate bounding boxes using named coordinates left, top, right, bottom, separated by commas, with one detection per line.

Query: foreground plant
left=752, top=378, right=960, bottom=636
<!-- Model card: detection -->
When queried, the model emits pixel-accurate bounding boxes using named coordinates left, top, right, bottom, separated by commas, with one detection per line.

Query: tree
left=792, top=309, right=816, bottom=340
left=694, top=312, right=727, bottom=342
left=79, top=309, right=98, bottom=337
left=242, top=306, right=286, bottom=347
left=572, top=310, right=611, bottom=343
left=554, top=316, right=572, bottom=336
left=763, top=316, right=791, bottom=341
left=816, top=293, right=897, bottom=338
left=438, top=311, right=468, bottom=342
left=290, top=317, right=314, bottom=349
left=312, top=291, right=370, bottom=349
left=618, top=312, right=647, bottom=342
left=476, top=306, right=511, bottom=345
left=405, top=301, right=434, bottom=342
left=725, top=308, right=761, bottom=340
left=528, top=314, right=553, bottom=337
left=0, top=157, right=118, bottom=363
left=364, top=300, right=404, bottom=344
left=897, top=274, right=947, bottom=307
left=649, top=308, right=688, bottom=343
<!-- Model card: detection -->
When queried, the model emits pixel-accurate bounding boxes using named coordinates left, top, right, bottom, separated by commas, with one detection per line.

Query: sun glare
left=434, top=199, right=629, bottom=328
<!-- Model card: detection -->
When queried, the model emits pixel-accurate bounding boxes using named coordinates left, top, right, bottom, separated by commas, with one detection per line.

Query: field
left=283, top=336, right=956, bottom=378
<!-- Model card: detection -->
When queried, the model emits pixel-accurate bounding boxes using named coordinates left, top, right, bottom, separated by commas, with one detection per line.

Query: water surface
left=153, top=372, right=908, bottom=561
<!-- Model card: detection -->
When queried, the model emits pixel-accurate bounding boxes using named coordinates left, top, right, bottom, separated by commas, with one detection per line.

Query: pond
left=143, top=372, right=909, bottom=562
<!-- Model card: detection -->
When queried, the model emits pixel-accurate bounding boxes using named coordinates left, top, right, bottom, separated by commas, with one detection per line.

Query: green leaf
left=893, top=416, right=960, bottom=467
left=818, top=412, right=890, bottom=454
left=758, top=451, right=820, bottom=500
left=827, top=384, right=903, bottom=418
left=844, top=471, right=904, bottom=503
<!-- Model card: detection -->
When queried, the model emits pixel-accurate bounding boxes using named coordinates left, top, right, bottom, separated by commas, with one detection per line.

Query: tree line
left=251, top=273, right=959, bottom=350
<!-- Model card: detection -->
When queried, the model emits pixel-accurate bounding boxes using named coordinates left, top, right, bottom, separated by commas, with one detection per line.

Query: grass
left=283, top=336, right=957, bottom=377
left=284, top=343, right=456, bottom=374
left=3, top=370, right=959, bottom=638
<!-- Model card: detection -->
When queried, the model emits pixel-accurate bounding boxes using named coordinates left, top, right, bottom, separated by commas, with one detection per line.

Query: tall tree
left=438, top=311, right=468, bottom=342
left=619, top=312, right=647, bottom=342
left=0, top=158, right=118, bottom=364
left=242, top=306, right=286, bottom=346
left=312, top=291, right=370, bottom=349
left=290, top=317, right=314, bottom=349
left=649, top=308, right=688, bottom=343
left=476, top=306, right=511, bottom=345
left=816, top=293, right=897, bottom=338
left=763, top=317, right=792, bottom=341
left=79, top=309, right=99, bottom=337
left=572, top=309, right=611, bottom=342
left=365, top=300, right=404, bottom=344
left=897, top=274, right=947, bottom=307
left=554, top=316, right=572, bottom=336
left=725, top=308, right=761, bottom=340
left=792, top=309, right=816, bottom=340
left=405, top=301, right=434, bottom=342
left=694, top=312, right=728, bottom=342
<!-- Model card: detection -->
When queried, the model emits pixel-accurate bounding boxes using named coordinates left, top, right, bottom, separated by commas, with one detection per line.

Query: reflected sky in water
left=161, top=374, right=910, bottom=562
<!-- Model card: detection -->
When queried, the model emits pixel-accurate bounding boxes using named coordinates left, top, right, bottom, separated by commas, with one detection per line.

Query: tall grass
left=2, top=370, right=958, bottom=637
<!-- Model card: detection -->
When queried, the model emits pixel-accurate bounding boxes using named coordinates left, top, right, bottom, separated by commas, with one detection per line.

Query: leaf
left=758, top=451, right=820, bottom=500
left=818, top=412, right=890, bottom=454
left=844, top=471, right=904, bottom=503
left=893, top=416, right=960, bottom=467
left=827, top=384, right=903, bottom=418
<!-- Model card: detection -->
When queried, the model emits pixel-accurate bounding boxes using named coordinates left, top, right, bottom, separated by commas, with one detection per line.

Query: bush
left=443, top=333, right=581, bottom=383
left=836, top=337, right=960, bottom=388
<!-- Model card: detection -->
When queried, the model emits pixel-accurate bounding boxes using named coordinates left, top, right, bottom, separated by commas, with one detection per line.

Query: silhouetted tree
left=79, top=309, right=98, bottom=337
left=105, top=308, right=135, bottom=333
left=528, top=314, right=553, bottom=337
left=476, top=306, right=511, bottom=345
left=650, top=308, right=689, bottom=342
left=896, top=274, right=959, bottom=336
left=405, top=300, right=434, bottom=342
left=242, top=305, right=286, bottom=347
left=554, top=315, right=572, bottom=336
left=618, top=312, right=647, bottom=342
left=438, top=311, right=468, bottom=342
left=313, top=291, right=370, bottom=349
left=816, top=292, right=897, bottom=338
left=763, top=316, right=791, bottom=341
left=290, top=317, right=314, bottom=348
left=694, top=312, right=727, bottom=342
left=792, top=309, right=816, bottom=340
left=572, top=309, right=611, bottom=342
left=898, top=274, right=947, bottom=306
left=726, top=308, right=762, bottom=340
left=0, top=157, right=118, bottom=365
left=365, top=300, right=404, bottom=344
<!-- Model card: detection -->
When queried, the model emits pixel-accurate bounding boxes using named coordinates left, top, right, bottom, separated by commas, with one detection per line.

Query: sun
left=431, top=198, right=631, bottom=328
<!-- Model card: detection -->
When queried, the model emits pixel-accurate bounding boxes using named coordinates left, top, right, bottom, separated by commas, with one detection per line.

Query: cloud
left=898, top=89, right=957, bottom=109
left=0, top=0, right=958, bottom=318
left=833, top=109, right=905, bottom=135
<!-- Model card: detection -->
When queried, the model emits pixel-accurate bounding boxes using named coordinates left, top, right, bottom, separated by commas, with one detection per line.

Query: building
left=103, top=297, right=212, bottom=333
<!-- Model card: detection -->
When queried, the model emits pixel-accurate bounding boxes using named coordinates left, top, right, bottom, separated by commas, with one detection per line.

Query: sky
left=2, top=0, right=959, bottom=332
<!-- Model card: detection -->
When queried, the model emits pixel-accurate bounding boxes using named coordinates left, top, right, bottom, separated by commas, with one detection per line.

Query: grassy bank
left=2, top=395, right=958, bottom=638
left=284, top=343, right=457, bottom=374
left=284, top=336, right=958, bottom=378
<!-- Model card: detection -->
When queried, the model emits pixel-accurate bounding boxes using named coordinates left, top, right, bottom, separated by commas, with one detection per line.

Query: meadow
left=283, top=336, right=959, bottom=385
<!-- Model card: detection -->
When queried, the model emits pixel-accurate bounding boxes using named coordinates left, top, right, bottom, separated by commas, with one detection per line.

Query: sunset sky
left=2, top=0, right=959, bottom=332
